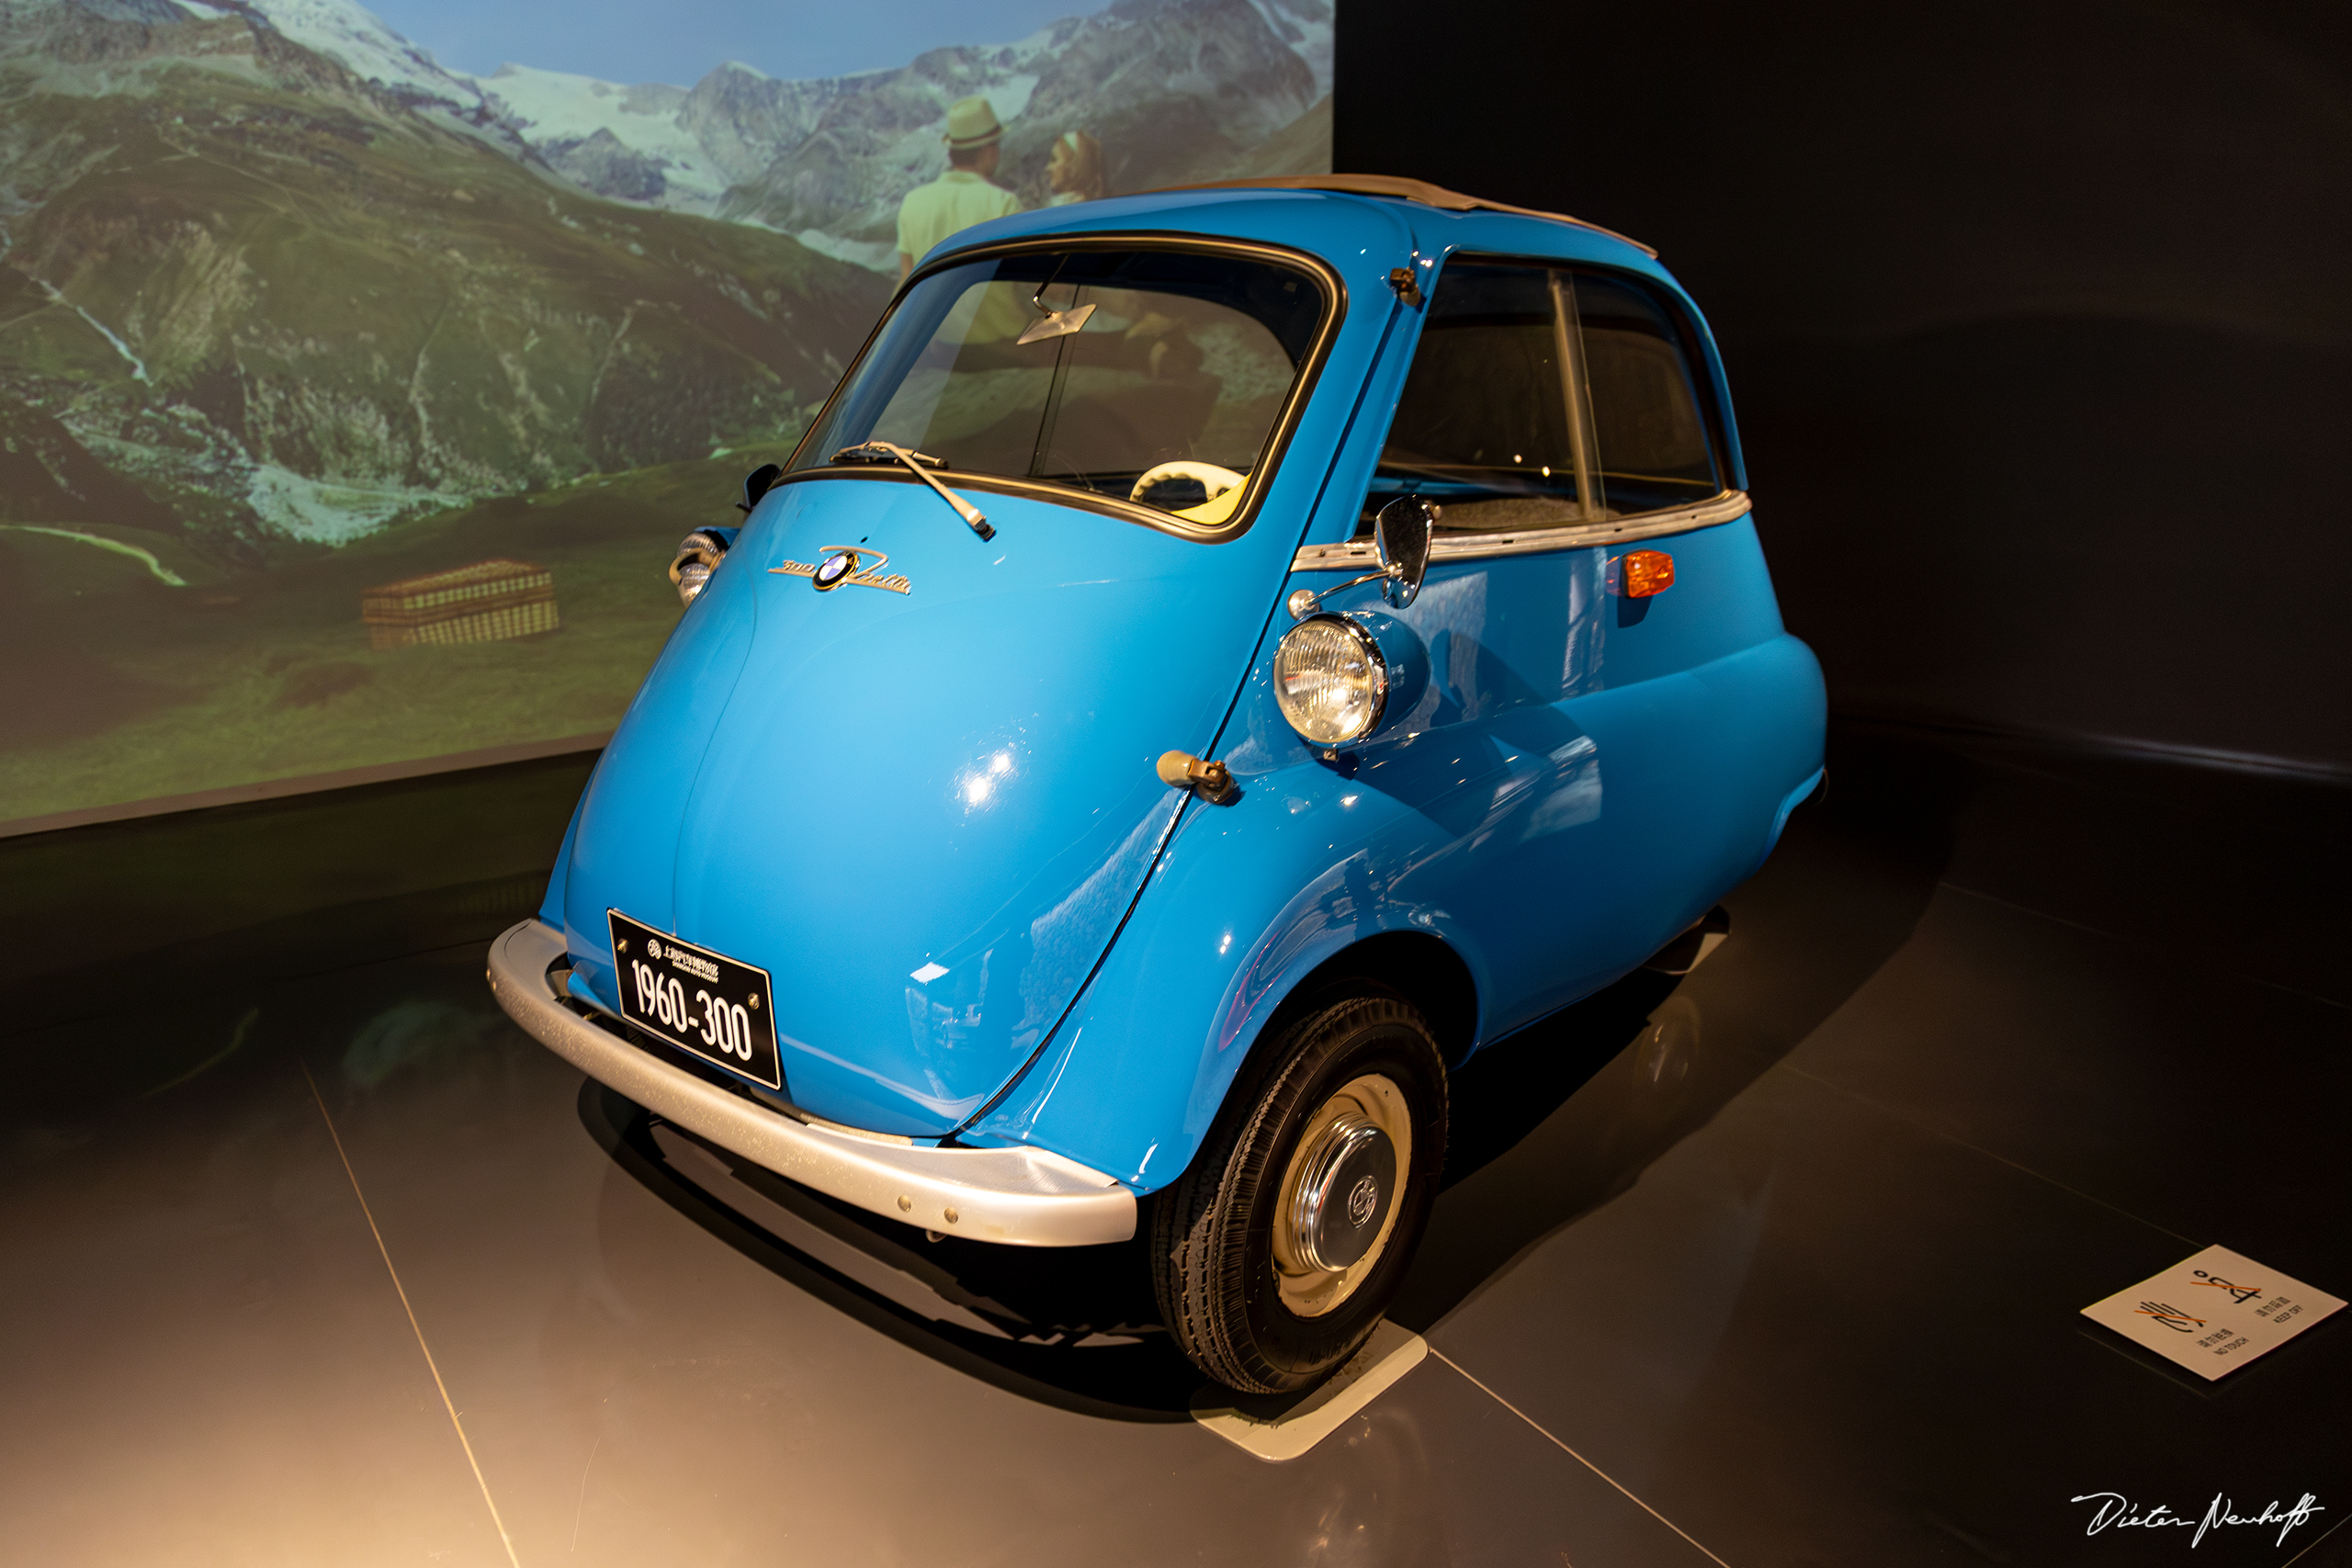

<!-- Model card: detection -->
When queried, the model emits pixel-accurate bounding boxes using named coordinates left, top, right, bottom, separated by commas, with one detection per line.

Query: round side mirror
left=1373, top=495, right=1438, bottom=609
left=737, top=462, right=782, bottom=514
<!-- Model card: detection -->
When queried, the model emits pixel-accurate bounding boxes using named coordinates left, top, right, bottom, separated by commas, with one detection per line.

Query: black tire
left=1150, top=994, right=1447, bottom=1393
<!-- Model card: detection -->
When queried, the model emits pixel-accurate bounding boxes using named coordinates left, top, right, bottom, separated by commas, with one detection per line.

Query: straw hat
left=944, top=96, right=1004, bottom=149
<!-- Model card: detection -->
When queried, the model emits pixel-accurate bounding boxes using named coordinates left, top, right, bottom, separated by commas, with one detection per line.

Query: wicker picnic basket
left=361, top=559, right=560, bottom=650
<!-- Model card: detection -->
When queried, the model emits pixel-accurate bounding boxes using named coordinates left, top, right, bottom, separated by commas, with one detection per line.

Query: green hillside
left=0, top=5, right=888, bottom=556
left=0, top=454, right=786, bottom=823
left=0, top=4, right=893, bottom=824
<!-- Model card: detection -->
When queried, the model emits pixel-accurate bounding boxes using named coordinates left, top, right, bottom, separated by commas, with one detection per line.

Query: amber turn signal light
left=1611, top=549, right=1675, bottom=599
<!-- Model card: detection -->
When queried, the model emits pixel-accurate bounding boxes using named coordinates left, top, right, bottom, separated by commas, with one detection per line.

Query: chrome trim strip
left=489, top=919, right=1136, bottom=1247
left=1289, top=491, right=1752, bottom=572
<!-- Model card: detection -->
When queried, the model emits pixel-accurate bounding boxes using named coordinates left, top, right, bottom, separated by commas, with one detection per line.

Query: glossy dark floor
left=3, top=732, right=2346, bottom=1566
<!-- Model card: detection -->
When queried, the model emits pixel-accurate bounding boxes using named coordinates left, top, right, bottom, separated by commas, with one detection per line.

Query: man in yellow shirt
left=896, top=97, right=1023, bottom=281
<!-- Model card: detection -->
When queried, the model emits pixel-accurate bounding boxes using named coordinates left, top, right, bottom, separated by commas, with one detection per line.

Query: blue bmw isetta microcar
left=490, top=175, right=1826, bottom=1394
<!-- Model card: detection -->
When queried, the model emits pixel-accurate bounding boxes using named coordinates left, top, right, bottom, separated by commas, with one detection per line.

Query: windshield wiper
left=830, top=442, right=994, bottom=541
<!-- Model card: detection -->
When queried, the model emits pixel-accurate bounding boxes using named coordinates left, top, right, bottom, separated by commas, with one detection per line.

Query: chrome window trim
left=1289, top=490, right=1751, bottom=572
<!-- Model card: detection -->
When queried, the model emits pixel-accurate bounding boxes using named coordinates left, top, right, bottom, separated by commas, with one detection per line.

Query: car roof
left=907, top=177, right=1737, bottom=489
left=922, top=175, right=1661, bottom=280
left=1152, top=175, right=1657, bottom=258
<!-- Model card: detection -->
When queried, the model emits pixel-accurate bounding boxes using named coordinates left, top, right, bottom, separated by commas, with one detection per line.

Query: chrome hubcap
left=1272, top=1073, right=1411, bottom=1319
left=1287, top=1113, right=1395, bottom=1273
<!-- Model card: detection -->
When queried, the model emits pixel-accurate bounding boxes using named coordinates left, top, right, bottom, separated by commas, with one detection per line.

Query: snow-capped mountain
left=0, top=0, right=890, bottom=546
left=712, top=0, right=1324, bottom=259
left=1248, top=0, right=1332, bottom=98
left=469, top=63, right=731, bottom=209
left=190, top=0, right=476, bottom=105
left=208, top=0, right=1331, bottom=268
left=0, top=0, right=1324, bottom=552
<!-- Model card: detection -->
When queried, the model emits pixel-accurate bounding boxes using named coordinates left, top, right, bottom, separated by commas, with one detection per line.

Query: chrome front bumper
left=487, top=919, right=1136, bottom=1246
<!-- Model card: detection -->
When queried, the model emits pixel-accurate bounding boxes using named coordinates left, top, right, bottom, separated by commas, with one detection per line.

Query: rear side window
left=1365, top=259, right=1721, bottom=532
left=1576, top=273, right=1720, bottom=515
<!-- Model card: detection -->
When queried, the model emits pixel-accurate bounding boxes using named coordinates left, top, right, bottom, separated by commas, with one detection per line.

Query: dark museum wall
left=1336, top=0, right=2350, bottom=775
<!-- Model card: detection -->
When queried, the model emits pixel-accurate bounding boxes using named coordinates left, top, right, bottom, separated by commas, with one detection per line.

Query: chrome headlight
left=669, top=530, right=729, bottom=605
left=1273, top=614, right=1387, bottom=747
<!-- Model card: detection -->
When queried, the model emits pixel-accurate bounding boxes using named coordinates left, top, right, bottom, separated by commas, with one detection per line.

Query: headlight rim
left=1273, top=612, right=1390, bottom=750
left=669, top=529, right=729, bottom=605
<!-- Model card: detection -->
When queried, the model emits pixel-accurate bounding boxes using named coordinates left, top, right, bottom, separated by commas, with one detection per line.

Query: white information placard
left=2082, top=1245, right=2343, bottom=1381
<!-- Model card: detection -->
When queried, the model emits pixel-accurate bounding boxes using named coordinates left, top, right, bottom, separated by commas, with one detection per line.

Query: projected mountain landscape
left=0, top=0, right=1332, bottom=823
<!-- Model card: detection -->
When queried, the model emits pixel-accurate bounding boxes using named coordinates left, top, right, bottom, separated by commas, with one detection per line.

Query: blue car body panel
left=552, top=195, right=1416, bottom=1136
left=568, top=482, right=1274, bottom=1134
left=967, top=536, right=1826, bottom=1187
left=548, top=186, right=1826, bottom=1187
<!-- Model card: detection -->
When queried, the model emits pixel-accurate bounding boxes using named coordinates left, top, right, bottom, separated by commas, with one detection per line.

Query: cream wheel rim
left=1270, top=1072, right=1412, bottom=1319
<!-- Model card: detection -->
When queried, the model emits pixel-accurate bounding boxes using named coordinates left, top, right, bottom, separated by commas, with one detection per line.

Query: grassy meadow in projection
left=0, top=457, right=774, bottom=818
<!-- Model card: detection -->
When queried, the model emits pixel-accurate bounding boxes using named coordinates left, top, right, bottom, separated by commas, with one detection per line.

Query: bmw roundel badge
left=768, top=546, right=911, bottom=594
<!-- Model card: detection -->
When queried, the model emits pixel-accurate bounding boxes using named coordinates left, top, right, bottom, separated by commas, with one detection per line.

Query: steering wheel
left=1130, top=461, right=1249, bottom=523
left=1131, top=461, right=1247, bottom=505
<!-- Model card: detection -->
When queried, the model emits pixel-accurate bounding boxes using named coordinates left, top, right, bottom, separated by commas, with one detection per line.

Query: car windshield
left=791, top=247, right=1328, bottom=526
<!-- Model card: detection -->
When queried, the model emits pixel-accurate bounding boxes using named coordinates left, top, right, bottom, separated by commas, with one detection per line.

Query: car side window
left=1363, top=259, right=1721, bottom=533
left=1573, top=272, right=1721, bottom=516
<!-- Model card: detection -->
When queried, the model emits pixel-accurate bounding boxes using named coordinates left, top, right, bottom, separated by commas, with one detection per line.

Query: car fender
left=960, top=750, right=1498, bottom=1190
left=963, top=630, right=1826, bottom=1190
left=537, top=775, right=591, bottom=929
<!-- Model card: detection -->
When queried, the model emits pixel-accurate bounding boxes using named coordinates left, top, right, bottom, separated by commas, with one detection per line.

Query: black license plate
left=606, top=910, right=782, bottom=1089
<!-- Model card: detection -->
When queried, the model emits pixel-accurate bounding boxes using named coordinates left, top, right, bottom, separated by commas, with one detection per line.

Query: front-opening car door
left=1350, top=254, right=1789, bottom=1034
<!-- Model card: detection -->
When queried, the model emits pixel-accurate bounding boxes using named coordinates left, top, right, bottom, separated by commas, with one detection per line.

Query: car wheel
left=1151, top=993, right=1447, bottom=1393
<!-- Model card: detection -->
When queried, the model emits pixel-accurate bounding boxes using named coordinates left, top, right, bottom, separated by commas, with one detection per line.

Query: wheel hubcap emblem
left=1288, top=1113, right=1396, bottom=1274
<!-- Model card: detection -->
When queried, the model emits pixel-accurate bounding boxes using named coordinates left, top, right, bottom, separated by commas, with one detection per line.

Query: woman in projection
left=1046, top=130, right=1110, bottom=205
